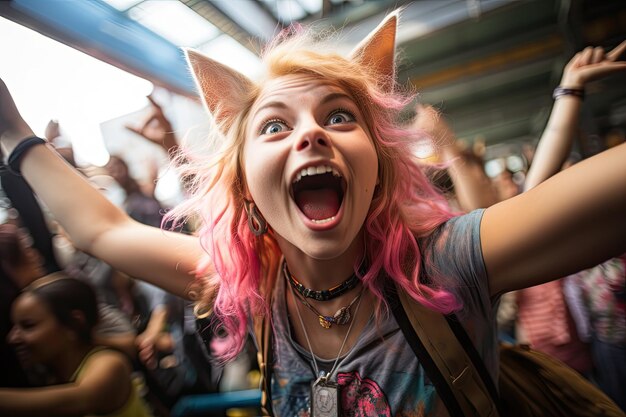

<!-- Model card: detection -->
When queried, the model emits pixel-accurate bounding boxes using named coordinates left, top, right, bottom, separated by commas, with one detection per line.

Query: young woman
left=0, top=276, right=152, bottom=416
left=1, top=12, right=625, bottom=416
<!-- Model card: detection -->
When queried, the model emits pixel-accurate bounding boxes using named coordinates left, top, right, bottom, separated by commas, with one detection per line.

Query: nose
left=7, top=326, right=21, bottom=345
left=293, top=117, right=331, bottom=152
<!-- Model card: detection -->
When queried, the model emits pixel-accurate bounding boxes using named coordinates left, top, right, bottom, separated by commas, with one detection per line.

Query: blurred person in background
left=0, top=276, right=152, bottom=417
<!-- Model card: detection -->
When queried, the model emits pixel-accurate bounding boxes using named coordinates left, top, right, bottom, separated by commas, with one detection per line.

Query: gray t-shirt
left=268, top=209, right=499, bottom=416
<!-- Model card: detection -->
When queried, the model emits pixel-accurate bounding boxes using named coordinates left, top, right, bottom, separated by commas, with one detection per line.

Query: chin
left=302, top=228, right=361, bottom=261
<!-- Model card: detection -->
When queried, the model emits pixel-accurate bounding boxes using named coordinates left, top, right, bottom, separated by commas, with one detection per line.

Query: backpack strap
left=388, top=283, right=500, bottom=417
left=253, top=312, right=274, bottom=416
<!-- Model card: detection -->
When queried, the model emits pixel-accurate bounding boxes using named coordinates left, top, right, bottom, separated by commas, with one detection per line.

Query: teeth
left=311, top=216, right=335, bottom=224
left=293, top=165, right=341, bottom=183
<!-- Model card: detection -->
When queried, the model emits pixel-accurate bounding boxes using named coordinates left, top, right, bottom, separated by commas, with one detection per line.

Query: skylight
left=198, top=34, right=262, bottom=79
left=128, top=0, right=219, bottom=47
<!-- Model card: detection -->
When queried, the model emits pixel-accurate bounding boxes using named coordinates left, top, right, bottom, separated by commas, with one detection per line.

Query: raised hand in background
left=126, top=95, right=178, bottom=155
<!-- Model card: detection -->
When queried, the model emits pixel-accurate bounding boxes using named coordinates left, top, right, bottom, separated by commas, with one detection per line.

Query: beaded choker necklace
left=283, top=261, right=364, bottom=301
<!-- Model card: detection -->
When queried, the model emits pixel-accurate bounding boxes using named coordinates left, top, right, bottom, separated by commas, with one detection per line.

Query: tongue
left=295, top=189, right=340, bottom=221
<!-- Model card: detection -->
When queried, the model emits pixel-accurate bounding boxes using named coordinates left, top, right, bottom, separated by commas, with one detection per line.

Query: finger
left=147, top=95, right=163, bottom=111
left=125, top=125, right=144, bottom=136
left=141, top=353, right=158, bottom=370
left=592, top=61, right=626, bottom=76
left=606, top=39, right=626, bottom=62
left=138, top=346, right=153, bottom=361
left=579, top=46, right=594, bottom=65
left=144, top=114, right=161, bottom=128
left=138, top=345, right=157, bottom=368
left=591, top=46, right=605, bottom=64
left=566, top=51, right=582, bottom=70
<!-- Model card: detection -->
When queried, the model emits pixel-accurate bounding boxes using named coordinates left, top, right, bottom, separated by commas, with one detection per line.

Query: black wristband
left=8, top=136, right=47, bottom=175
left=553, top=86, right=585, bottom=100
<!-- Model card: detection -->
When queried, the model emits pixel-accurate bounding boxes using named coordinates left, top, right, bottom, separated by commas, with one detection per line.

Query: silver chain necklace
left=289, top=281, right=364, bottom=417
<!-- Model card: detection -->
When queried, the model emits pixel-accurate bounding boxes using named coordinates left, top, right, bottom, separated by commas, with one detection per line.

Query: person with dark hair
left=0, top=275, right=152, bottom=416
left=0, top=223, right=44, bottom=388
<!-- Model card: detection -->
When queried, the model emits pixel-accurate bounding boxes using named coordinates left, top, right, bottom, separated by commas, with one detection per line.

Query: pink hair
left=167, top=26, right=461, bottom=361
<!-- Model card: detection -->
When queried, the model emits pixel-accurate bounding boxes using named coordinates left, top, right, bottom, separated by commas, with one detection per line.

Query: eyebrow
left=320, top=92, right=353, bottom=106
left=254, top=92, right=354, bottom=116
left=255, top=100, right=288, bottom=115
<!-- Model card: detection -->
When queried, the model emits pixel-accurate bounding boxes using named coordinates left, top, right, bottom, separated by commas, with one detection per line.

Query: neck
left=50, top=343, right=93, bottom=382
left=279, top=232, right=365, bottom=291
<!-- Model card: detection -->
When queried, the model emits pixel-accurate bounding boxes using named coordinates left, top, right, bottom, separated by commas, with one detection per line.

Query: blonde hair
left=168, top=26, right=458, bottom=361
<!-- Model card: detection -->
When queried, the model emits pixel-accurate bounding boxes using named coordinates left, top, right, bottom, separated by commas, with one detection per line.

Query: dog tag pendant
left=311, top=378, right=340, bottom=417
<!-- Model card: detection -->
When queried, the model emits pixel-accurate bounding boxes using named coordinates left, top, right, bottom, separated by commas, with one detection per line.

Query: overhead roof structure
left=2, top=0, right=625, bottom=151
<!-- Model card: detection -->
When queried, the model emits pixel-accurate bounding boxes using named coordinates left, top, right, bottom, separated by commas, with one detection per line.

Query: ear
left=350, top=11, right=398, bottom=89
left=184, top=49, right=255, bottom=132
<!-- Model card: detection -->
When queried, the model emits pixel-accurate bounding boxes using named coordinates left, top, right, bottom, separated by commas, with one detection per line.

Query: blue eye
left=326, top=110, right=355, bottom=126
left=260, top=119, right=289, bottom=135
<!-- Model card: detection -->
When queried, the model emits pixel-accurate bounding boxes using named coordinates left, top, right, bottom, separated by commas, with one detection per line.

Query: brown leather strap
left=253, top=312, right=273, bottom=416
left=397, top=287, right=499, bottom=417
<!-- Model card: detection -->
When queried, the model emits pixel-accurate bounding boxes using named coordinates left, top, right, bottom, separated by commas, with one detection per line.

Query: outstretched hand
left=0, top=78, right=34, bottom=147
left=560, top=40, right=626, bottom=88
left=126, top=95, right=178, bottom=153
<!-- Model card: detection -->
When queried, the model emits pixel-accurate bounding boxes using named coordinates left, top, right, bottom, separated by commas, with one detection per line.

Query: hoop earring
left=244, top=200, right=268, bottom=236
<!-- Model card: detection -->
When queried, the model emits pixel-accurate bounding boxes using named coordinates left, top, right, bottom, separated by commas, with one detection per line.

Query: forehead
left=12, top=293, right=50, bottom=319
left=251, top=74, right=353, bottom=115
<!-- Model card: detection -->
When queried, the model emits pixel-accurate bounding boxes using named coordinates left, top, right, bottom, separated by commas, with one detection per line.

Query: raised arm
left=482, top=140, right=626, bottom=297
left=0, top=350, right=136, bottom=416
left=0, top=79, right=204, bottom=299
left=482, top=42, right=626, bottom=297
left=524, top=41, right=626, bottom=190
left=414, top=104, right=498, bottom=211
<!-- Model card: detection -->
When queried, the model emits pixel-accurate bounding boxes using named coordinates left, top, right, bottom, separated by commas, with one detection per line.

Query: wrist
left=553, top=86, right=585, bottom=100
left=559, top=73, right=584, bottom=90
left=7, top=137, right=47, bottom=174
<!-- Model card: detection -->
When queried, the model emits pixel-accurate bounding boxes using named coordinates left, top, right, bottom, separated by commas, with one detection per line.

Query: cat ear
left=350, top=11, right=398, bottom=89
left=185, top=49, right=254, bottom=132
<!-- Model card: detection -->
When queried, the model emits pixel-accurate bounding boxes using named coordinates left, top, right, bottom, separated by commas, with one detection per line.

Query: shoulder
left=419, top=209, right=485, bottom=261
left=77, top=349, right=134, bottom=413
left=80, top=348, right=132, bottom=382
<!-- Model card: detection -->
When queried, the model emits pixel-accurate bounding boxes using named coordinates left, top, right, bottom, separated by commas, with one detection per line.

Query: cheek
left=243, top=143, right=284, bottom=201
left=243, top=146, right=265, bottom=199
left=356, top=142, right=379, bottom=190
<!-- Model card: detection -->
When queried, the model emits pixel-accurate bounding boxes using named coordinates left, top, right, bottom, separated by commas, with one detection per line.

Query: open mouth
left=13, top=346, right=32, bottom=363
left=291, top=165, right=345, bottom=224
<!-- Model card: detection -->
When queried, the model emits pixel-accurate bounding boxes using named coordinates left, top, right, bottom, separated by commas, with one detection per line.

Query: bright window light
left=102, top=0, right=144, bottom=12
left=198, top=34, right=262, bottom=79
left=0, top=16, right=153, bottom=166
left=128, top=0, right=219, bottom=47
left=413, top=140, right=436, bottom=159
left=208, top=0, right=278, bottom=41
